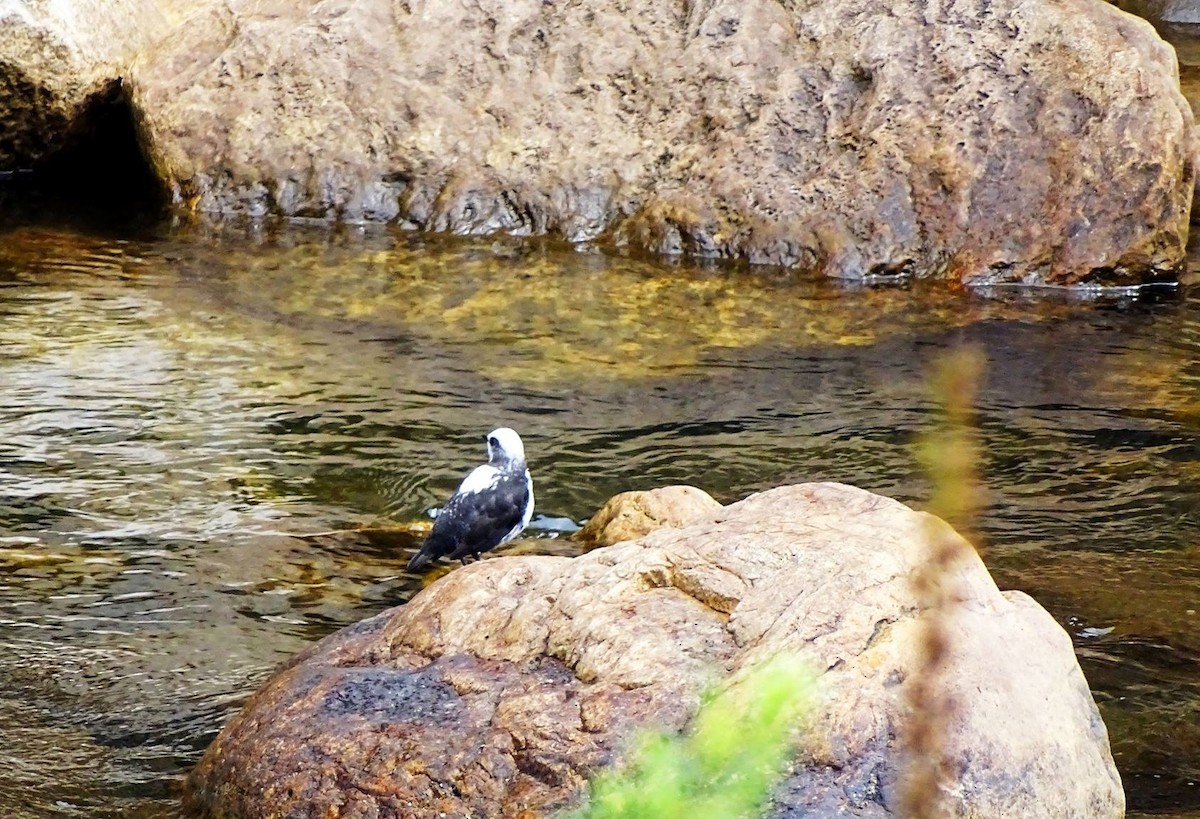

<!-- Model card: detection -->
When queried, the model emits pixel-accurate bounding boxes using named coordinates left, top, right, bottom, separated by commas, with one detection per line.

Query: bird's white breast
left=521, top=470, right=534, bottom=527
left=457, top=464, right=500, bottom=495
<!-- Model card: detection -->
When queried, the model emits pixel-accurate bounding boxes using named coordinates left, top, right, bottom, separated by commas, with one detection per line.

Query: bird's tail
left=407, top=546, right=432, bottom=572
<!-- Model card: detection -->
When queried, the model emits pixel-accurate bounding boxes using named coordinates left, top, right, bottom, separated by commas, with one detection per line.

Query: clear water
left=0, top=222, right=1197, bottom=817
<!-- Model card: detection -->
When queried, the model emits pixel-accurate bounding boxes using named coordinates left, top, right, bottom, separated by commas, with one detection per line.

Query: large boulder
left=185, top=483, right=1124, bottom=818
left=1, top=0, right=1193, bottom=284
left=124, top=0, right=1194, bottom=285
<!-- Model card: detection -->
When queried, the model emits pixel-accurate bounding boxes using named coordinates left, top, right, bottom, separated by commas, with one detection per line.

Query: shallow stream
left=0, top=221, right=1197, bottom=817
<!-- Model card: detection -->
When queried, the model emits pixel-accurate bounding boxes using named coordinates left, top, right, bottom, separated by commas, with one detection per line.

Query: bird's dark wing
left=407, top=471, right=530, bottom=570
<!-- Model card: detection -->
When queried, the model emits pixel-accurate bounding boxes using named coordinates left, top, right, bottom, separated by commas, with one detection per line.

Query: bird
left=406, top=427, right=534, bottom=572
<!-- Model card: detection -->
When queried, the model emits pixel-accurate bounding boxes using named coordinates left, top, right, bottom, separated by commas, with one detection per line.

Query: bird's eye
left=488, top=436, right=499, bottom=447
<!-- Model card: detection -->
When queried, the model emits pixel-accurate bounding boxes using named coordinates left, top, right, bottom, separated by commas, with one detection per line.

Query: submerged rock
left=185, top=483, right=1123, bottom=818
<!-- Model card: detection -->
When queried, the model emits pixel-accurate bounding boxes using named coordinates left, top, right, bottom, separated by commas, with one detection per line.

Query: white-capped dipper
left=406, top=427, right=534, bottom=571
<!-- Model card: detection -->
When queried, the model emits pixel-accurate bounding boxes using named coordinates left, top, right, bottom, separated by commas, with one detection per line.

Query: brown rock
left=2, top=0, right=1193, bottom=284
left=185, top=483, right=1123, bottom=818
left=0, top=0, right=174, bottom=168
left=122, top=0, right=1192, bottom=285
left=575, top=485, right=722, bottom=549
left=0, top=14, right=100, bottom=171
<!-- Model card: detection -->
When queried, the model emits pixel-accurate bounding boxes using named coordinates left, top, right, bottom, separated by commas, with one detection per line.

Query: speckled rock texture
left=2, top=0, right=1194, bottom=284
left=122, top=0, right=1192, bottom=285
left=576, top=485, right=722, bottom=549
left=185, top=483, right=1124, bottom=819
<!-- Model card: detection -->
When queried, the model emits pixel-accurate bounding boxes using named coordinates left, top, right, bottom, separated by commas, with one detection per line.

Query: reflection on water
left=0, top=223, right=1198, bottom=817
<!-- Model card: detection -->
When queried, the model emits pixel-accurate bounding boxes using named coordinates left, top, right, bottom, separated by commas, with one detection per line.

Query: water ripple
left=0, top=225, right=1198, bottom=816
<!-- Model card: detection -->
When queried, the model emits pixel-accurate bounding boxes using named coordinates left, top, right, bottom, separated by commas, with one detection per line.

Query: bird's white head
left=486, top=427, right=526, bottom=467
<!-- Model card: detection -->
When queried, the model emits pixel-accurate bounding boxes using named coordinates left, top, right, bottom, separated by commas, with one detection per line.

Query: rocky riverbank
left=1, top=0, right=1195, bottom=285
